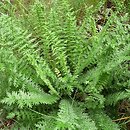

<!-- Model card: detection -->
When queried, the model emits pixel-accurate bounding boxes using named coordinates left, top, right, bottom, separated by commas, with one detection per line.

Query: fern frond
left=74, top=102, right=97, bottom=130
left=2, top=91, right=58, bottom=108
left=90, top=110, right=120, bottom=130
left=85, top=93, right=105, bottom=109
left=35, top=117, right=56, bottom=130
left=56, top=99, right=97, bottom=130
left=0, top=14, right=58, bottom=94
left=57, top=99, right=78, bottom=129
left=27, top=1, right=72, bottom=78
left=105, top=90, right=130, bottom=106
left=7, top=109, right=40, bottom=124
left=76, top=112, right=97, bottom=130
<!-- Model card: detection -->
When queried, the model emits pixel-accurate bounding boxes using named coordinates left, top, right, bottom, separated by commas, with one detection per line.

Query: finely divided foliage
left=0, top=0, right=130, bottom=129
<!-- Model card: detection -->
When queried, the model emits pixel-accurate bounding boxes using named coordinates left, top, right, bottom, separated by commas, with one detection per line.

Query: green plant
left=0, top=0, right=130, bottom=129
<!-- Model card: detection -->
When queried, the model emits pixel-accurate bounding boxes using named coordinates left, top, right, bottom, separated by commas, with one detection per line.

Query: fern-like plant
left=0, top=0, right=129, bottom=129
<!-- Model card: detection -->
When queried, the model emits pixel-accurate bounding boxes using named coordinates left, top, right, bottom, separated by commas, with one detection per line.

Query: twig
left=113, top=116, right=130, bottom=122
